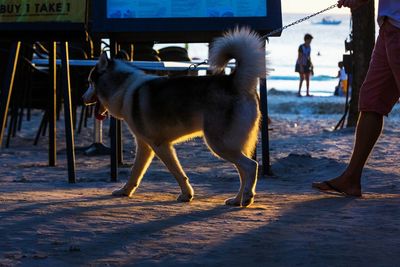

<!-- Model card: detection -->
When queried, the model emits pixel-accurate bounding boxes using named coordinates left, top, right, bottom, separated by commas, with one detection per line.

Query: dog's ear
left=97, top=52, right=110, bottom=72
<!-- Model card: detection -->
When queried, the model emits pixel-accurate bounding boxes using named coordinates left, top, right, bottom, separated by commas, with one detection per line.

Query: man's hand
left=337, top=0, right=369, bottom=10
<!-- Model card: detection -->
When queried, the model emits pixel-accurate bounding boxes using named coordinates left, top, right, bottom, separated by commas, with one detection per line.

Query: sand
left=1, top=97, right=399, bottom=267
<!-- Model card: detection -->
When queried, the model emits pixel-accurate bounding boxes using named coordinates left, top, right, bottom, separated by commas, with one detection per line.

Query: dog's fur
left=83, top=28, right=266, bottom=207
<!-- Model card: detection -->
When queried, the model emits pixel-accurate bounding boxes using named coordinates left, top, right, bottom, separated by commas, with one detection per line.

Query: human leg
left=298, top=73, right=304, bottom=96
left=305, top=72, right=311, bottom=96
left=313, top=22, right=399, bottom=196
left=385, top=22, right=400, bottom=92
left=313, top=111, right=383, bottom=196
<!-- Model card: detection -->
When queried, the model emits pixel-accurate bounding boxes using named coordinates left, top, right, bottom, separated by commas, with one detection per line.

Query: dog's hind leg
left=204, top=127, right=258, bottom=207
left=151, top=143, right=194, bottom=202
left=203, top=98, right=260, bottom=207
left=229, top=154, right=258, bottom=207
left=112, top=139, right=154, bottom=197
left=207, top=144, right=258, bottom=207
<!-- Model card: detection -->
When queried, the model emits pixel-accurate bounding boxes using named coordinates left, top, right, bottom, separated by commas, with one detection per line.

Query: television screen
left=91, top=0, right=281, bottom=42
left=107, top=0, right=267, bottom=19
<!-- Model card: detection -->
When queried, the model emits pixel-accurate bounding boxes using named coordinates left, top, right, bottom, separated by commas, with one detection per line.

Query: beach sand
left=1, top=95, right=399, bottom=266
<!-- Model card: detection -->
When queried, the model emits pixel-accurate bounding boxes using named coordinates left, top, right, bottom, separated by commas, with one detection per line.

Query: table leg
left=110, top=117, right=118, bottom=182
left=60, top=42, right=76, bottom=183
left=259, top=76, right=272, bottom=176
left=49, top=42, right=57, bottom=166
left=0, top=42, right=21, bottom=147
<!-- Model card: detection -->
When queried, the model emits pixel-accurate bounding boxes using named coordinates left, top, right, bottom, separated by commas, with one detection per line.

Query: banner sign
left=107, top=0, right=267, bottom=19
left=0, top=0, right=87, bottom=23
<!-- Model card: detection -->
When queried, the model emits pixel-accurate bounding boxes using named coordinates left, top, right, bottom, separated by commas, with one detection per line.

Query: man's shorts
left=359, top=21, right=400, bottom=116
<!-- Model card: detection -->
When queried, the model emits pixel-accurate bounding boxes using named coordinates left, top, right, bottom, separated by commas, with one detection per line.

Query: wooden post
left=48, top=42, right=57, bottom=166
left=0, top=42, right=21, bottom=147
left=60, top=42, right=76, bottom=183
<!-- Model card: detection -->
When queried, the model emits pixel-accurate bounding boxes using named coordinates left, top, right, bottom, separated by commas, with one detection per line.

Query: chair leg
left=5, top=110, right=16, bottom=148
left=34, top=112, right=47, bottom=145
left=42, top=112, right=48, bottom=136
left=17, top=107, right=24, bottom=131
left=72, top=106, right=77, bottom=130
left=11, top=107, right=18, bottom=137
left=27, top=107, right=31, bottom=121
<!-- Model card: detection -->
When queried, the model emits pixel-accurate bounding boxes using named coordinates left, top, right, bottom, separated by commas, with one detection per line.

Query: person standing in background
left=335, top=61, right=348, bottom=96
left=313, top=0, right=400, bottom=196
left=295, top=33, right=314, bottom=97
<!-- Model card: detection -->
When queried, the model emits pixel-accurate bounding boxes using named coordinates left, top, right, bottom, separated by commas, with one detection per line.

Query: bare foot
left=312, top=176, right=362, bottom=197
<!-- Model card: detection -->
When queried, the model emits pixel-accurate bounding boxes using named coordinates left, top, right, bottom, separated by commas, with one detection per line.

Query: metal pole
left=0, top=42, right=21, bottom=147
left=259, top=42, right=272, bottom=176
left=60, top=42, right=76, bottom=183
left=110, top=117, right=118, bottom=182
left=110, top=39, right=118, bottom=182
left=48, top=42, right=57, bottom=166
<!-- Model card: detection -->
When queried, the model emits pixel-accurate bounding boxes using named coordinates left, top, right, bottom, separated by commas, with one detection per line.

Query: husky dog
left=83, top=28, right=266, bottom=207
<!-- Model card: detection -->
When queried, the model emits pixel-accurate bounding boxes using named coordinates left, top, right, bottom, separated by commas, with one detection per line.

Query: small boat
left=313, top=16, right=341, bottom=25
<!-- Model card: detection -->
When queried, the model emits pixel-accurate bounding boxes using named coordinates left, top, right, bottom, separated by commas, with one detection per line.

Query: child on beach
left=295, top=33, right=314, bottom=97
left=313, top=0, right=400, bottom=197
left=334, top=61, right=348, bottom=96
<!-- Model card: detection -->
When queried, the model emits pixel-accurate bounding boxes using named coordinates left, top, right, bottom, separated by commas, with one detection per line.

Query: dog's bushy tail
left=209, top=27, right=266, bottom=92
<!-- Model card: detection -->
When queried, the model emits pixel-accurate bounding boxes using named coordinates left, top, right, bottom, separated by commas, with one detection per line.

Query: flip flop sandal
left=313, top=181, right=354, bottom=197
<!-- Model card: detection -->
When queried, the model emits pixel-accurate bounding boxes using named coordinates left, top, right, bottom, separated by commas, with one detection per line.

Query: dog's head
left=82, top=53, right=111, bottom=120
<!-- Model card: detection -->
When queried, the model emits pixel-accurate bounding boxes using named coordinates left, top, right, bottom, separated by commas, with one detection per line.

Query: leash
left=263, top=3, right=338, bottom=39
left=188, top=60, right=209, bottom=71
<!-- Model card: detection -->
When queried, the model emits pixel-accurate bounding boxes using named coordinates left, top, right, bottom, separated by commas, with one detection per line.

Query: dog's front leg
left=151, top=143, right=194, bottom=202
left=112, top=140, right=154, bottom=197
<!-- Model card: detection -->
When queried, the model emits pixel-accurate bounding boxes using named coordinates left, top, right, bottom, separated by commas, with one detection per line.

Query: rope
left=263, top=3, right=338, bottom=38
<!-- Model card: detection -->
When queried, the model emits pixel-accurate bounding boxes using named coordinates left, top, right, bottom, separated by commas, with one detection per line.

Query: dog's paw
left=241, top=192, right=255, bottom=207
left=112, top=187, right=132, bottom=197
left=177, top=193, right=193, bottom=202
left=225, top=197, right=241, bottom=206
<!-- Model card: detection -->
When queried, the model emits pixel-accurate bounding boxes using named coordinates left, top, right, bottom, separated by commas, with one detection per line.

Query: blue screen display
left=107, top=0, right=267, bottom=19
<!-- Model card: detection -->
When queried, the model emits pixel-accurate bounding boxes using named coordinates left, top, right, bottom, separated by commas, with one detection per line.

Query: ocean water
left=266, top=13, right=353, bottom=97
left=155, top=13, right=353, bottom=97
left=153, top=13, right=400, bottom=118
